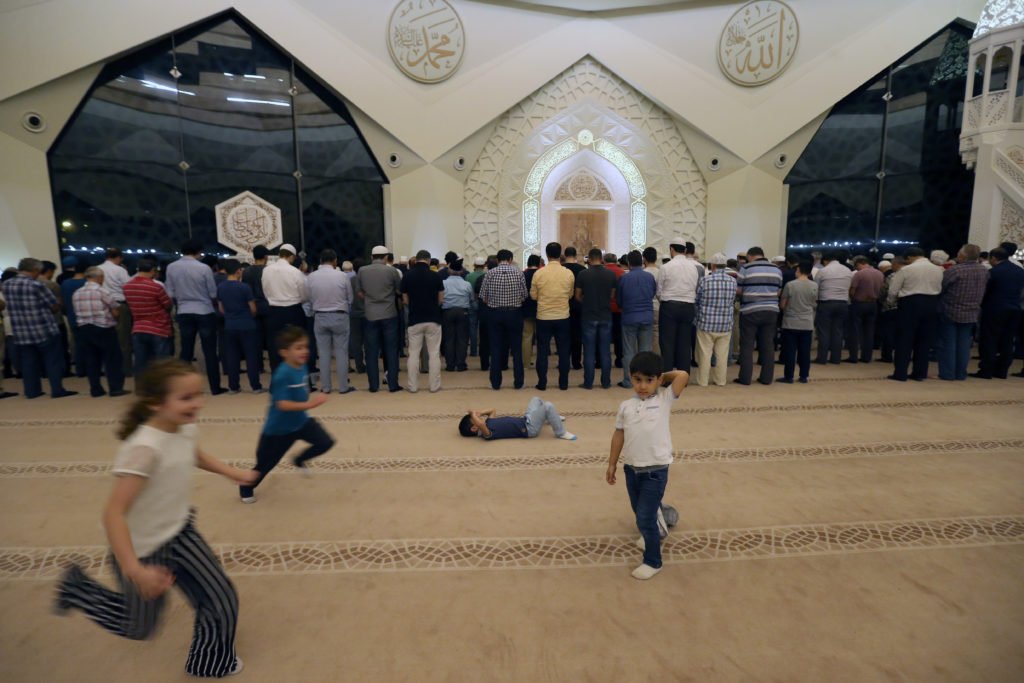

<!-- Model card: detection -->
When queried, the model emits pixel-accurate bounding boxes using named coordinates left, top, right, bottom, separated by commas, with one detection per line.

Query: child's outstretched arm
left=606, top=428, right=624, bottom=485
left=661, top=369, right=690, bottom=398
left=197, top=448, right=259, bottom=486
left=103, top=476, right=175, bottom=600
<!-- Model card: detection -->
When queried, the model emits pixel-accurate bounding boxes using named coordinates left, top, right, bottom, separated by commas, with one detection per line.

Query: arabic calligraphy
left=387, top=0, right=465, bottom=84
left=718, top=0, right=799, bottom=87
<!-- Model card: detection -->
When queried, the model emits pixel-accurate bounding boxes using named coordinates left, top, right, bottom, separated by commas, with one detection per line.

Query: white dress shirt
left=656, top=254, right=700, bottom=303
left=886, top=258, right=944, bottom=306
left=305, top=264, right=353, bottom=312
left=262, top=258, right=308, bottom=307
left=97, top=259, right=129, bottom=302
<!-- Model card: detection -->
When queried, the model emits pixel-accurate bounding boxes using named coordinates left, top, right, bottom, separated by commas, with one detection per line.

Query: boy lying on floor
left=459, top=397, right=577, bottom=440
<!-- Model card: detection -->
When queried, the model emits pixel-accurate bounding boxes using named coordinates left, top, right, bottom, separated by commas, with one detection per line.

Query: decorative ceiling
left=468, top=0, right=703, bottom=14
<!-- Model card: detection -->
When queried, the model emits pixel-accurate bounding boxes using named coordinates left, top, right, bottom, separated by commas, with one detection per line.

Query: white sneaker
left=557, top=431, right=577, bottom=440
left=631, top=563, right=661, bottom=580
left=240, top=496, right=256, bottom=504
left=657, top=507, right=669, bottom=539
left=293, top=461, right=313, bottom=479
left=635, top=536, right=645, bottom=550
left=227, top=657, right=244, bottom=676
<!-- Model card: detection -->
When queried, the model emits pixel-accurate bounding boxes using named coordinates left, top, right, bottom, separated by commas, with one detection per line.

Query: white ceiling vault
left=0, top=0, right=985, bottom=165
left=468, top=0, right=706, bottom=14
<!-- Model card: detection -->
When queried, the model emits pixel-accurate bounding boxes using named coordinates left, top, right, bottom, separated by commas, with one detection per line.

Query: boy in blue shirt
left=458, top=397, right=576, bottom=440
left=605, top=351, right=688, bottom=580
left=240, top=326, right=335, bottom=503
left=216, top=260, right=263, bottom=393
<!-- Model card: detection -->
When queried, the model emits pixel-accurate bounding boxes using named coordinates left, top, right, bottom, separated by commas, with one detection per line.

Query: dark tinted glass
left=878, top=171, right=974, bottom=249
left=302, top=177, right=384, bottom=260
left=787, top=180, right=878, bottom=249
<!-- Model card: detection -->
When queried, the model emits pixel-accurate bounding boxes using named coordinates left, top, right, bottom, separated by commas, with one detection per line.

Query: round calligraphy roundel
left=387, top=0, right=465, bottom=84
left=718, top=0, right=799, bottom=87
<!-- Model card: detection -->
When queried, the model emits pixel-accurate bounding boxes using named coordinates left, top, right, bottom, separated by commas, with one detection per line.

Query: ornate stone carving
left=1000, top=191, right=1024, bottom=246
left=554, top=170, right=612, bottom=202
left=215, top=191, right=282, bottom=255
left=974, top=0, right=1024, bottom=38
left=464, top=58, right=706, bottom=257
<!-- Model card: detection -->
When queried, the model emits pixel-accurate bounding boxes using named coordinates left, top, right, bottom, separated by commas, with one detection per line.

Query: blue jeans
left=937, top=314, right=974, bottom=381
left=535, top=318, right=570, bottom=389
left=223, top=328, right=263, bottom=391
left=365, top=316, right=399, bottom=391
left=621, top=322, right=653, bottom=387
left=581, top=319, right=612, bottom=388
left=624, top=465, right=669, bottom=569
left=18, top=334, right=66, bottom=398
left=524, top=396, right=566, bottom=437
left=132, top=333, right=172, bottom=377
left=487, top=307, right=524, bottom=389
left=177, top=313, right=221, bottom=391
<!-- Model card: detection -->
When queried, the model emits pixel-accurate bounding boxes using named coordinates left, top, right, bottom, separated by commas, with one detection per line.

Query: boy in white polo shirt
left=605, top=351, right=688, bottom=580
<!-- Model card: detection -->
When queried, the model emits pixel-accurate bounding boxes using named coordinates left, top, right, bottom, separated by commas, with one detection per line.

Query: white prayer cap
left=278, top=243, right=297, bottom=255
left=771, top=255, right=786, bottom=263
left=474, top=257, right=485, bottom=266
left=710, top=252, right=728, bottom=265
left=399, top=256, right=409, bottom=264
left=669, top=236, right=686, bottom=246
left=878, top=260, right=892, bottom=269
left=371, top=245, right=389, bottom=256
left=341, top=260, right=353, bottom=271
left=882, top=252, right=895, bottom=260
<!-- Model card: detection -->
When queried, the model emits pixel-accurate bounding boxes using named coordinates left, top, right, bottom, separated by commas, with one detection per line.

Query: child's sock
left=558, top=431, right=577, bottom=440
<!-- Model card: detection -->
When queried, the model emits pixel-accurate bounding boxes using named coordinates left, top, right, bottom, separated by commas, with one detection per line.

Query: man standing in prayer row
left=402, top=250, right=444, bottom=393
left=530, top=241, right=575, bottom=391
left=694, top=253, right=735, bottom=387
left=938, top=244, right=988, bottom=381
left=616, top=250, right=657, bottom=389
left=886, top=246, right=944, bottom=382
left=2, top=258, right=77, bottom=399
left=72, top=266, right=126, bottom=397
left=97, top=247, right=132, bottom=376
left=563, top=247, right=586, bottom=369
left=974, top=247, right=1024, bottom=379
left=735, top=247, right=781, bottom=386
left=575, top=248, right=617, bottom=390
left=357, top=245, right=403, bottom=393
left=847, top=256, right=883, bottom=363
left=480, top=249, right=528, bottom=390
left=123, top=257, right=173, bottom=377
left=656, top=238, right=700, bottom=373
left=306, top=249, right=354, bottom=394
left=813, top=250, right=853, bottom=365
left=262, top=244, right=308, bottom=373
left=166, top=239, right=224, bottom=394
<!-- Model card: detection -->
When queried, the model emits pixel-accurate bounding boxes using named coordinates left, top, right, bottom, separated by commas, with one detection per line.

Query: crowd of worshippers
left=2, top=236, right=1023, bottom=401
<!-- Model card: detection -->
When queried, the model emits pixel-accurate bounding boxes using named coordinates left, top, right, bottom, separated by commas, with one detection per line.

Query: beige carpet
left=1, top=358, right=1023, bottom=682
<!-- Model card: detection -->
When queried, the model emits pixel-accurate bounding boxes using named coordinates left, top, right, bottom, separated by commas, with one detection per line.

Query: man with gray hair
left=306, top=249, right=354, bottom=394
left=1, top=258, right=76, bottom=398
left=938, top=244, right=988, bottom=380
left=72, top=266, right=126, bottom=397
left=694, top=253, right=736, bottom=386
left=356, top=245, right=404, bottom=392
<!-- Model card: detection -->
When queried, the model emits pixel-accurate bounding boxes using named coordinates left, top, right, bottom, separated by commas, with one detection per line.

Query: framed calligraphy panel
left=387, top=0, right=466, bottom=84
left=718, top=0, right=799, bottom=87
left=558, top=209, right=608, bottom=259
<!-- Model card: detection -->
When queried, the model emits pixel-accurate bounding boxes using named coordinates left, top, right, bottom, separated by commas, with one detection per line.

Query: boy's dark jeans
left=624, top=464, right=669, bottom=569
left=239, top=418, right=335, bottom=498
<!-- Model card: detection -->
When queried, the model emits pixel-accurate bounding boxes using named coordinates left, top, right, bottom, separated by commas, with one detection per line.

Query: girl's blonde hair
left=117, top=359, right=198, bottom=440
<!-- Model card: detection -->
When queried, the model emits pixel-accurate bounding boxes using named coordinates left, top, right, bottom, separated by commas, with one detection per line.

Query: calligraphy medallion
left=215, top=191, right=283, bottom=255
left=717, top=0, right=799, bottom=87
left=387, top=0, right=466, bottom=84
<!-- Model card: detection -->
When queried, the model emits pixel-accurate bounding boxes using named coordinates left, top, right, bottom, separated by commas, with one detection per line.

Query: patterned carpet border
left=2, top=438, right=1022, bottom=478
left=1, top=397, right=1021, bottom=429
left=3, top=515, right=1021, bottom=580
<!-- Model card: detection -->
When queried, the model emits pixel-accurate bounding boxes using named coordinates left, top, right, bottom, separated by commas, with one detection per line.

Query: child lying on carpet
left=459, top=397, right=577, bottom=440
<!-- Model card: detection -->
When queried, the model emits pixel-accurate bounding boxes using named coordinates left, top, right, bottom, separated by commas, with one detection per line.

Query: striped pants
left=57, top=518, right=239, bottom=678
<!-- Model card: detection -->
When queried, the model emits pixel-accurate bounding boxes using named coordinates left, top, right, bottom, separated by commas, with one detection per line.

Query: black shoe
left=969, top=372, right=992, bottom=379
left=1015, top=370, right=1024, bottom=378
left=339, top=387, right=356, bottom=394
left=90, top=390, right=107, bottom=398
left=887, top=375, right=906, bottom=382
left=799, top=377, right=808, bottom=383
left=52, top=390, right=78, bottom=399
left=813, top=360, right=827, bottom=365
left=732, top=379, right=750, bottom=385
left=535, top=384, right=546, bottom=391
left=457, top=366, right=468, bottom=372
left=389, top=386, right=404, bottom=393
left=446, top=367, right=456, bottom=372
left=777, top=377, right=793, bottom=384
left=578, top=383, right=593, bottom=390
left=880, top=356, right=893, bottom=363
left=210, top=387, right=228, bottom=396
left=572, top=364, right=583, bottom=370
left=616, top=381, right=630, bottom=388
left=109, top=390, right=129, bottom=398
left=843, top=358, right=858, bottom=364
left=0, top=391, right=17, bottom=399
left=828, top=361, right=842, bottom=365
left=757, top=379, right=772, bottom=386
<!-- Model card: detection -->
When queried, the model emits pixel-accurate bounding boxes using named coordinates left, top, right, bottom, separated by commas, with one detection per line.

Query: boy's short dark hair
left=797, top=260, right=813, bottom=276
left=137, top=258, right=157, bottom=273
left=181, top=239, right=203, bottom=255
left=458, top=414, right=475, bottom=437
left=252, top=244, right=269, bottom=260
left=276, top=325, right=308, bottom=350
left=223, top=259, right=242, bottom=275
left=629, top=351, right=663, bottom=378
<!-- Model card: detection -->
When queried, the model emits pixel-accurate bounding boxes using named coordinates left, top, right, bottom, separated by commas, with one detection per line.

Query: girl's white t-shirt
left=112, top=423, right=197, bottom=557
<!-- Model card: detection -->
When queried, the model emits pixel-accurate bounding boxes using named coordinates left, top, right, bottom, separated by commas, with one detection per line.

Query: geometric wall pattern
left=465, top=57, right=706, bottom=256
